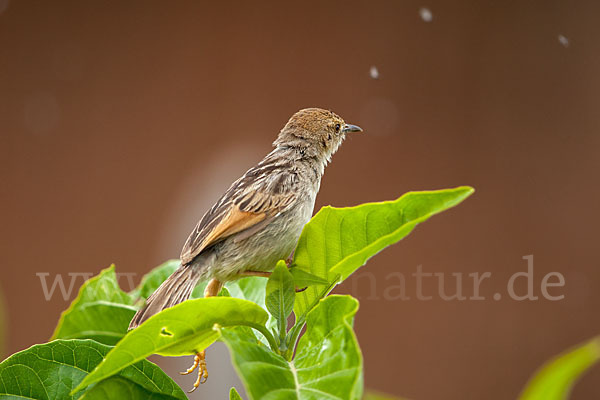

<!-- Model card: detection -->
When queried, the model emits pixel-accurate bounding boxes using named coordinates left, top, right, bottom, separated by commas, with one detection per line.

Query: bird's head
left=274, top=108, right=362, bottom=161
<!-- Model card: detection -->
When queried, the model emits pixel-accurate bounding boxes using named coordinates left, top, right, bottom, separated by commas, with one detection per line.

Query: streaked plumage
left=129, top=108, right=362, bottom=329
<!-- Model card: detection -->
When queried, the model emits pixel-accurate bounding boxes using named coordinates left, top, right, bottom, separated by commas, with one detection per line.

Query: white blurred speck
left=22, top=92, right=61, bottom=136
left=0, top=0, right=9, bottom=14
left=558, top=34, right=570, bottom=48
left=419, top=7, right=433, bottom=22
left=369, top=66, right=379, bottom=80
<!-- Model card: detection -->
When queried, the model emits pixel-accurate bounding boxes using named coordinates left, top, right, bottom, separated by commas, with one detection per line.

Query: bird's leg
left=239, top=271, right=272, bottom=278
left=204, top=278, right=223, bottom=297
left=180, top=350, right=208, bottom=392
left=180, top=278, right=222, bottom=392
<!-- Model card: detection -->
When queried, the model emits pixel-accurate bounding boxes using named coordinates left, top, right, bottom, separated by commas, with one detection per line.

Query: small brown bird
left=129, top=108, right=362, bottom=390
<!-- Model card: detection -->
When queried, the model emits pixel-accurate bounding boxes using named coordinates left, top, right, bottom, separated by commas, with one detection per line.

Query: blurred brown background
left=1, top=1, right=600, bottom=399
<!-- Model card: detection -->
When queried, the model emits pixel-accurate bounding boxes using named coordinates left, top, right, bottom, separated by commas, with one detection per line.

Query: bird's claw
left=180, top=351, right=208, bottom=392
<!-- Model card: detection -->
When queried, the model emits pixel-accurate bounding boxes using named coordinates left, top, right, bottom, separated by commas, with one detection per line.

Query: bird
left=128, top=107, right=363, bottom=391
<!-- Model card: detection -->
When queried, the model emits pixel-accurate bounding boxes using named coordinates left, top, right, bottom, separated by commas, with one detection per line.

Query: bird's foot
left=180, top=350, right=208, bottom=392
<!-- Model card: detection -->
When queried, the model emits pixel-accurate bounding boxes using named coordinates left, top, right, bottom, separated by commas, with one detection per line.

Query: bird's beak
left=342, top=123, right=363, bottom=133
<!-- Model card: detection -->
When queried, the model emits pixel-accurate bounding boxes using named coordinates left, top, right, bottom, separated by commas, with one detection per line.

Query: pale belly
left=206, top=193, right=316, bottom=281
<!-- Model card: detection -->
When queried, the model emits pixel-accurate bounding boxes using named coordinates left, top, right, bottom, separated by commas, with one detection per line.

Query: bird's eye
left=335, top=124, right=341, bottom=133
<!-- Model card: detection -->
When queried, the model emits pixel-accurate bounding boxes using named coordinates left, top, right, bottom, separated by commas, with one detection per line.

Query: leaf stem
left=283, top=278, right=340, bottom=360
left=248, top=322, right=279, bottom=354
left=283, top=321, right=303, bottom=361
left=278, top=317, right=287, bottom=347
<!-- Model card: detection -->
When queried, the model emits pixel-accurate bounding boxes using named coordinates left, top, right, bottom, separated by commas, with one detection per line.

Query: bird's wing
left=180, top=164, right=297, bottom=265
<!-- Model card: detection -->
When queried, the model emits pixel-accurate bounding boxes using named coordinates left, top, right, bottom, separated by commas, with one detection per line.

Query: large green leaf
left=221, top=295, right=362, bottom=400
left=519, top=336, right=600, bottom=400
left=52, top=266, right=136, bottom=345
left=294, top=295, right=363, bottom=399
left=0, top=339, right=186, bottom=400
left=293, top=186, right=474, bottom=320
left=73, top=297, right=271, bottom=395
left=266, top=261, right=295, bottom=344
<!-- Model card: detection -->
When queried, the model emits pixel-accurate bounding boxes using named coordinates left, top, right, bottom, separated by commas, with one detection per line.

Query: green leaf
left=220, top=295, right=363, bottom=400
left=226, top=276, right=268, bottom=307
left=289, top=267, right=329, bottom=288
left=0, top=339, right=186, bottom=400
left=295, top=295, right=363, bottom=399
left=222, top=326, right=291, bottom=397
left=265, top=261, right=295, bottom=343
left=226, top=276, right=277, bottom=346
left=293, top=186, right=474, bottom=320
left=73, top=297, right=272, bottom=395
left=137, top=260, right=273, bottom=343
left=519, top=336, right=600, bottom=400
left=80, top=376, right=181, bottom=400
left=230, top=387, right=244, bottom=400
left=52, top=266, right=137, bottom=345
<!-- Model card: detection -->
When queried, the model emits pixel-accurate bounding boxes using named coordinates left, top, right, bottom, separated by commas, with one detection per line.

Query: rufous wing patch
left=199, top=205, right=267, bottom=251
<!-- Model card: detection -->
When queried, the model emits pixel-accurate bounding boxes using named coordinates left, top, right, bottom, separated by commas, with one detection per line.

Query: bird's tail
left=129, top=265, right=201, bottom=330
